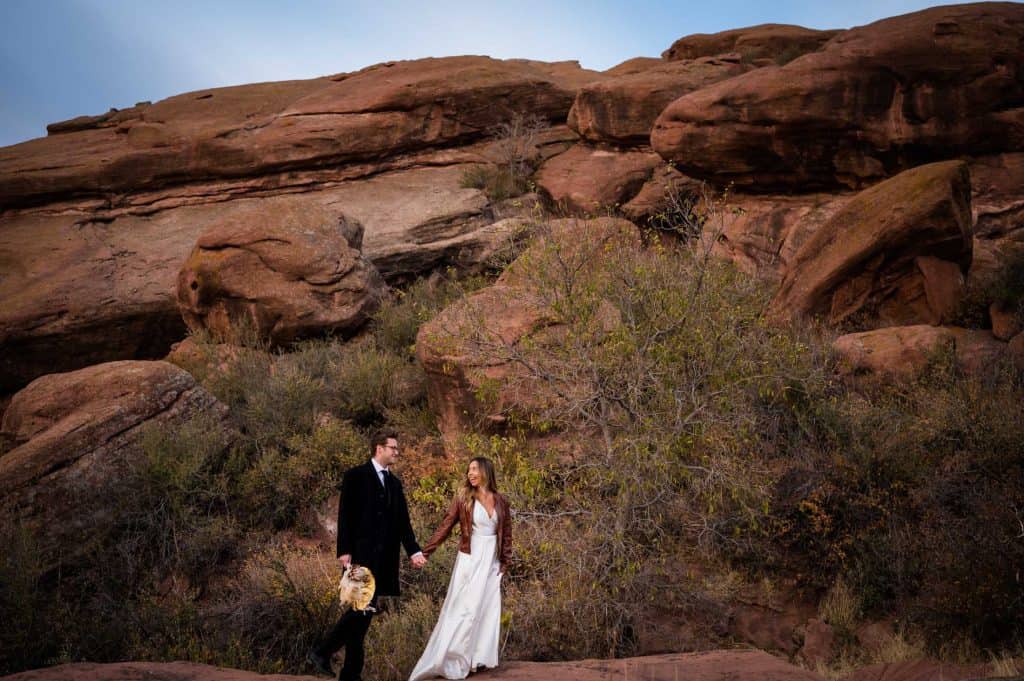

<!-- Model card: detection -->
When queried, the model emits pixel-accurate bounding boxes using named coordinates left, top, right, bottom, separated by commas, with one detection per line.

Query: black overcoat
left=336, top=460, right=421, bottom=597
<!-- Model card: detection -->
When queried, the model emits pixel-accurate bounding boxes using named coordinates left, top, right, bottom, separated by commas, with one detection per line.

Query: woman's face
left=467, top=461, right=482, bottom=488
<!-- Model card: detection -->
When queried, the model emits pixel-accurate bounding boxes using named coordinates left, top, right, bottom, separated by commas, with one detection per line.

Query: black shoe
left=306, top=649, right=333, bottom=676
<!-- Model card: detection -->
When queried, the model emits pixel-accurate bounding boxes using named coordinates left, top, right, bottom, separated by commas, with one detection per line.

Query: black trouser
left=315, top=597, right=377, bottom=681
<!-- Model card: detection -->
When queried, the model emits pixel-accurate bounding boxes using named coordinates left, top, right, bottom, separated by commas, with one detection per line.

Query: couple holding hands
left=308, top=431, right=512, bottom=681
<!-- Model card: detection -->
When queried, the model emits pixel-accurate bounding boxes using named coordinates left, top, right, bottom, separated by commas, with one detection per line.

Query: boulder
left=535, top=144, right=663, bottom=213
left=568, top=55, right=751, bottom=145
left=991, top=300, right=1024, bottom=341
left=0, top=56, right=600, bottom=209
left=769, top=162, right=972, bottom=328
left=662, top=24, right=840, bottom=63
left=799, top=619, right=836, bottom=668
left=0, top=361, right=230, bottom=557
left=417, top=218, right=641, bottom=439
left=653, top=4, right=1024, bottom=190
left=177, top=201, right=384, bottom=345
left=832, top=325, right=1007, bottom=378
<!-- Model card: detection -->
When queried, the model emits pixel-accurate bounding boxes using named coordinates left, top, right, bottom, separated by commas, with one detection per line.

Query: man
left=308, top=430, right=426, bottom=680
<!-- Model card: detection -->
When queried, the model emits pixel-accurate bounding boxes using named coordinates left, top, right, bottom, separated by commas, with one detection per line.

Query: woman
left=408, top=457, right=512, bottom=680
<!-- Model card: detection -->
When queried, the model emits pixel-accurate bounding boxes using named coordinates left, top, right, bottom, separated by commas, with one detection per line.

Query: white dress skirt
left=409, top=501, right=502, bottom=680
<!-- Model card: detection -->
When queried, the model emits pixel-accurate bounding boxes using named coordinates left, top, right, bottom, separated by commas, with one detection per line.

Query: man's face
left=376, top=438, right=399, bottom=467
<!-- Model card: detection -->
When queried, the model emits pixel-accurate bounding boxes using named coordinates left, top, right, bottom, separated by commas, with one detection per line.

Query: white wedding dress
left=409, top=501, right=502, bottom=680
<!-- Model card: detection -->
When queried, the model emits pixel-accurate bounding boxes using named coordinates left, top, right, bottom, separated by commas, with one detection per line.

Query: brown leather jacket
left=421, top=492, right=512, bottom=569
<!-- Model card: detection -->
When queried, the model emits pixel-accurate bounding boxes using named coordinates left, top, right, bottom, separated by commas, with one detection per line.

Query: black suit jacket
left=336, top=460, right=421, bottom=597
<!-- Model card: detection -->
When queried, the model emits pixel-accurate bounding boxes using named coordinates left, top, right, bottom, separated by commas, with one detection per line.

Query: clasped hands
left=338, top=553, right=427, bottom=569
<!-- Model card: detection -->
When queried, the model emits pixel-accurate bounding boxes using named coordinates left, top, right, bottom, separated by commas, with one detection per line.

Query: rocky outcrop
left=0, top=56, right=600, bottom=209
left=769, top=162, right=972, bottom=328
left=0, top=53, right=588, bottom=393
left=177, top=202, right=384, bottom=345
left=0, top=161, right=544, bottom=393
left=833, top=325, right=1008, bottom=378
left=417, top=218, right=640, bottom=439
left=662, top=24, right=840, bottom=62
left=535, top=145, right=662, bottom=212
left=972, top=153, right=1024, bottom=241
left=653, top=4, right=1024, bottom=191
left=0, top=361, right=230, bottom=558
left=0, top=651, right=829, bottom=681
left=569, top=55, right=751, bottom=145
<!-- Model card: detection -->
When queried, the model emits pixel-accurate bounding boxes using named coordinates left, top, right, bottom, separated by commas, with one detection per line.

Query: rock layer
left=662, top=24, right=840, bottom=62
left=0, top=56, right=599, bottom=209
left=653, top=4, right=1024, bottom=190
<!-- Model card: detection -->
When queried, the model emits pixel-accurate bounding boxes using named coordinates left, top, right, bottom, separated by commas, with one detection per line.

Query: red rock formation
left=0, top=56, right=600, bottom=209
left=569, top=55, right=751, bottom=145
left=0, top=57, right=590, bottom=393
left=653, top=4, right=1024, bottom=190
left=535, top=144, right=663, bottom=212
left=176, top=201, right=384, bottom=345
left=769, top=162, right=972, bottom=328
left=662, top=24, right=840, bottom=62
left=0, top=361, right=230, bottom=561
left=603, top=56, right=663, bottom=77
left=832, top=325, right=1007, bottom=378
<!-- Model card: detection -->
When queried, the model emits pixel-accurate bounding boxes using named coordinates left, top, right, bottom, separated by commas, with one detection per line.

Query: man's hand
left=339, top=554, right=352, bottom=568
left=411, top=553, right=427, bottom=569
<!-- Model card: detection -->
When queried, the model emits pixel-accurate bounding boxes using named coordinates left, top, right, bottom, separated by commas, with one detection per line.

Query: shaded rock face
left=0, top=56, right=600, bottom=209
left=177, top=202, right=384, bottom=345
left=0, top=361, right=230, bottom=558
left=662, top=24, right=840, bottom=62
left=653, top=4, right=1024, bottom=191
left=417, top=218, right=641, bottom=440
left=705, top=192, right=854, bottom=281
left=833, top=325, right=1008, bottom=378
left=769, top=162, right=973, bottom=328
left=569, top=55, right=751, bottom=145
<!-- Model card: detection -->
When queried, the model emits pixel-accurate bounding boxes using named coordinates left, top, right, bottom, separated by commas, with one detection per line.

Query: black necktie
left=381, top=469, right=391, bottom=504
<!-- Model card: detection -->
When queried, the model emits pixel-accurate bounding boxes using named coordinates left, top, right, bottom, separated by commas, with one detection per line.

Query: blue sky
left=0, top=0, right=970, bottom=147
